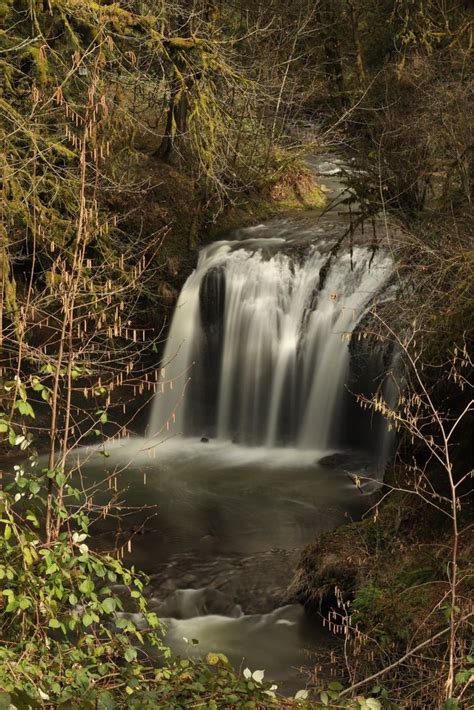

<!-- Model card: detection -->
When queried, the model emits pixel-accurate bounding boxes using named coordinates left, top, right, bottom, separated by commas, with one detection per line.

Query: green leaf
left=29, top=481, right=41, bottom=495
left=102, top=597, right=116, bottom=613
left=16, top=400, right=35, bottom=418
left=455, top=669, right=473, bottom=685
left=55, top=470, right=66, bottom=486
left=295, top=689, right=309, bottom=700
left=82, top=612, right=93, bottom=627
left=79, top=578, right=94, bottom=595
left=26, top=511, right=39, bottom=527
left=49, top=618, right=61, bottom=629
left=97, top=691, right=116, bottom=709
left=124, top=647, right=137, bottom=663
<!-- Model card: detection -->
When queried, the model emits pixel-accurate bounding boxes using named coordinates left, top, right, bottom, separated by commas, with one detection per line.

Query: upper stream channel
left=64, top=155, right=395, bottom=694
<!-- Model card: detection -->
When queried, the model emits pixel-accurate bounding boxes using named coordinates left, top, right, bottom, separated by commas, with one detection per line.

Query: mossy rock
left=287, top=475, right=456, bottom=613
left=289, top=472, right=473, bottom=655
left=287, top=522, right=373, bottom=612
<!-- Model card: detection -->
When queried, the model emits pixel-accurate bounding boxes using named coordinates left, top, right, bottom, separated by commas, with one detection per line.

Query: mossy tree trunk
left=156, top=78, right=190, bottom=162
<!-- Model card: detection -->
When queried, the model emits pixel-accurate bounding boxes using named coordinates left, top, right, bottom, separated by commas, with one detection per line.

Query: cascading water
left=62, top=157, right=399, bottom=691
left=149, top=239, right=393, bottom=451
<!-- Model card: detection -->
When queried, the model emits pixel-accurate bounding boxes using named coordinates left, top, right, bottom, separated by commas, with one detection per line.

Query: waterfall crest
left=149, top=239, right=392, bottom=450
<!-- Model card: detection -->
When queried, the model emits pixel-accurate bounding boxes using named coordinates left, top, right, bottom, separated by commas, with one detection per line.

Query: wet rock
left=181, top=573, right=198, bottom=586
left=161, top=578, right=177, bottom=593
left=318, top=452, right=374, bottom=472
left=154, top=588, right=242, bottom=619
left=145, top=549, right=300, bottom=615
left=318, top=452, right=352, bottom=468
left=147, top=597, right=163, bottom=613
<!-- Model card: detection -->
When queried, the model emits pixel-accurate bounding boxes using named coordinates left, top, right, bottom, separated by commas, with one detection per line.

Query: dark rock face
left=199, top=266, right=226, bottom=333
left=181, top=266, right=226, bottom=436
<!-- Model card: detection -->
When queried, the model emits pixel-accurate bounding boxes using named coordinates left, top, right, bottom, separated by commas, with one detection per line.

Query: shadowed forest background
left=0, top=1, right=473, bottom=708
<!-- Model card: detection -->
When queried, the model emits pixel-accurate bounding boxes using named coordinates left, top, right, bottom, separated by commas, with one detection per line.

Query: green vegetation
left=1, top=0, right=473, bottom=708
left=0, top=415, right=387, bottom=705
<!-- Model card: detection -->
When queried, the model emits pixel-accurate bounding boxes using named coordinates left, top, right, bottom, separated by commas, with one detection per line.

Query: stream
left=67, top=156, right=394, bottom=693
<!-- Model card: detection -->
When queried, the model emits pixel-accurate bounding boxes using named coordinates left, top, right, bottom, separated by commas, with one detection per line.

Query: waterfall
left=148, top=239, right=392, bottom=450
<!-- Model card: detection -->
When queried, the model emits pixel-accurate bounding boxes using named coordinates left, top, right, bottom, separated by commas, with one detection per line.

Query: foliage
left=0, top=0, right=472, bottom=708
left=0, top=440, right=395, bottom=708
left=0, top=394, right=282, bottom=708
